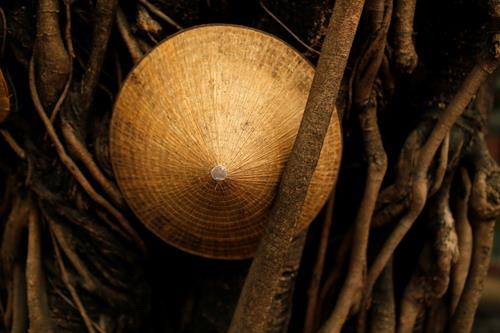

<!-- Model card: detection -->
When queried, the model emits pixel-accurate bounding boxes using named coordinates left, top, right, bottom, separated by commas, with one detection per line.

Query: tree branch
left=26, top=199, right=54, bottom=333
left=34, top=0, right=70, bottom=108
left=393, top=0, right=418, bottom=73
left=79, top=0, right=118, bottom=113
left=450, top=168, right=473, bottom=316
left=363, top=50, right=500, bottom=311
left=304, top=195, right=335, bottom=333
left=116, top=7, right=143, bottom=63
left=229, top=0, right=365, bottom=331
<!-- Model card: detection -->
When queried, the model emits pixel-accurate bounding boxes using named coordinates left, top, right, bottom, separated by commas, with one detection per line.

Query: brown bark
left=267, top=232, right=308, bottom=333
left=320, top=99, right=387, bottom=333
left=1, top=1, right=500, bottom=332
left=137, top=0, right=183, bottom=30
left=450, top=169, right=473, bottom=315
left=393, top=0, right=418, bottom=73
left=304, top=195, right=334, bottom=333
left=450, top=221, right=495, bottom=333
left=78, top=0, right=119, bottom=115
left=34, top=0, right=71, bottom=109
left=116, top=7, right=144, bottom=63
left=1, top=194, right=28, bottom=280
left=450, top=130, right=500, bottom=332
left=317, top=229, right=353, bottom=324
left=29, top=70, right=144, bottom=250
left=61, top=120, right=125, bottom=208
left=368, top=259, right=395, bottom=333
left=0, top=130, right=26, bottom=160
left=26, top=199, right=54, bottom=333
left=319, top=0, right=392, bottom=330
left=229, top=0, right=365, bottom=331
left=51, top=231, right=97, bottom=333
left=11, top=262, right=28, bottom=333
left=365, top=51, right=500, bottom=307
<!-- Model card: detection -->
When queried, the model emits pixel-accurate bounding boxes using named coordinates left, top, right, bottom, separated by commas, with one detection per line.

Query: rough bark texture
left=1, top=0, right=499, bottom=332
left=229, top=1, right=364, bottom=331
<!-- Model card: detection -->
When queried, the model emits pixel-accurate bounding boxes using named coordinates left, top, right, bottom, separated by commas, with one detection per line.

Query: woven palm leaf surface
left=110, top=25, right=342, bottom=259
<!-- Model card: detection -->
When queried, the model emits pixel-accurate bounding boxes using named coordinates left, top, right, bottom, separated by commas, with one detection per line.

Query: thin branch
left=418, top=54, right=498, bottom=171
left=304, top=195, right=335, bottom=333
left=49, top=220, right=130, bottom=306
left=137, top=0, right=183, bottom=30
left=393, top=0, right=418, bottom=73
left=47, top=0, right=74, bottom=122
left=61, top=120, right=125, bottom=208
left=367, top=259, right=395, bottom=333
left=229, top=1, right=364, bottom=331
left=63, top=0, right=75, bottom=58
left=29, top=58, right=145, bottom=252
left=450, top=168, right=473, bottom=316
left=363, top=51, right=500, bottom=311
left=0, top=7, right=6, bottom=58
left=425, top=299, right=448, bottom=333
left=450, top=220, right=495, bottom=332
left=49, top=280, right=104, bottom=333
left=398, top=175, right=456, bottom=333
left=50, top=229, right=98, bottom=333
left=320, top=0, right=392, bottom=328
left=48, top=69, right=72, bottom=123
left=26, top=199, right=54, bottom=333
left=1, top=194, right=29, bottom=279
left=136, top=4, right=162, bottom=36
left=320, top=99, right=387, bottom=333
left=4, top=291, right=11, bottom=331
left=317, top=229, right=353, bottom=317
left=34, top=0, right=71, bottom=108
left=11, top=262, right=28, bottom=333
left=0, top=173, right=14, bottom=217
left=79, top=0, right=118, bottom=112
left=116, top=7, right=143, bottom=63
left=267, top=232, right=308, bottom=332
left=451, top=136, right=500, bottom=332
left=0, top=129, right=26, bottom=160
left=429, top=133, right=450, bottom=196
left=397, top=244, right=431, bottom=333
left=259, top=0, right=321, bottom=56
left=372, top=198, right=406, bottom=227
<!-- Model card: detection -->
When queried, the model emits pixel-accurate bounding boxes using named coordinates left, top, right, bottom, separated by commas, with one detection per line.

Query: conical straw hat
left=110, top=25, right=341, bottom=259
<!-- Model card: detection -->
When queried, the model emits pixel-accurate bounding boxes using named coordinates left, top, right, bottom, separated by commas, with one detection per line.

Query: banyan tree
left=0, top=0, right=499, bottom=332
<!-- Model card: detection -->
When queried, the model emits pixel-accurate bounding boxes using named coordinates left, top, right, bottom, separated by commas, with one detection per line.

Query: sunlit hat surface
left=110, top=25, right=341, bottom=259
